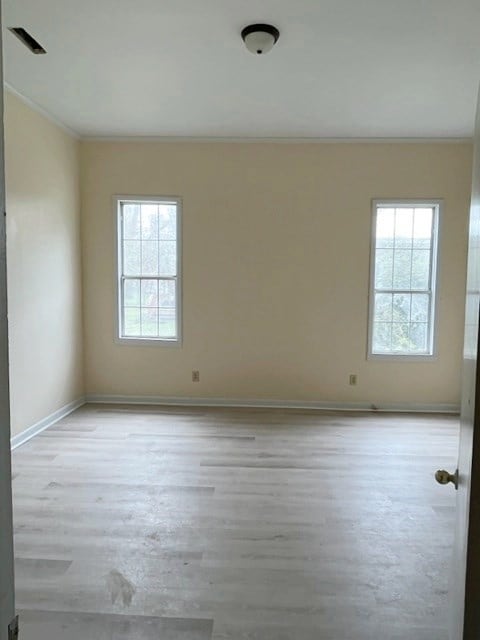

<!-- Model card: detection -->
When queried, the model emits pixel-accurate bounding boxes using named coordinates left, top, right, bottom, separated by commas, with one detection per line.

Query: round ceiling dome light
left=241, top=24, right=280, bottom=55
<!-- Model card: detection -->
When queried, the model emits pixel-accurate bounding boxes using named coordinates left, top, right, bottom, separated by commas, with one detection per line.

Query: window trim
left=114, top=194, right=183, bottom=347
left=367, top=198, right=442, bottom=361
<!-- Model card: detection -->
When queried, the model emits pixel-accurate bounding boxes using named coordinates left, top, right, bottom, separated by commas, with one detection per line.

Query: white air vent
left=9, top=28, right=46, bottom=54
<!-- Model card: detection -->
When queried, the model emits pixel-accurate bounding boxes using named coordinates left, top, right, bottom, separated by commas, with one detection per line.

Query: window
left=116, top=196, right=181, bottom=344
left=368, top=200, right=440, bottom=358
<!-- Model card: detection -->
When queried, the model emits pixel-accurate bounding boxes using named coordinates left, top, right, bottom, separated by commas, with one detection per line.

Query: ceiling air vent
left=9, top=28, right=46, bottom=54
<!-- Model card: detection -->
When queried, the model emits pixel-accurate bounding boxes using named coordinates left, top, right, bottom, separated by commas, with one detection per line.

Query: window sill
left=115, top=336, right=182, bottom=348
left=367, top=352, right=437, bottom=362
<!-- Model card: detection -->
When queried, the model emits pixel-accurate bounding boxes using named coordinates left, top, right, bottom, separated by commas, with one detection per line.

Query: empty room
left=1, top=1, right=480, bottom=639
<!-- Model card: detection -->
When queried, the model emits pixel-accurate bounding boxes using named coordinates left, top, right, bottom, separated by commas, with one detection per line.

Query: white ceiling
left=3, top=0, right=480, bottom=139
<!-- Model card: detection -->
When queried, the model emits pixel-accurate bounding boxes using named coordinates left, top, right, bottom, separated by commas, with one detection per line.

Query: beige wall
left=3, top=97, right=472, bottom=432
left=81, top=141, right=472, bottom=409
left=5, top=91, right=84, bottom=436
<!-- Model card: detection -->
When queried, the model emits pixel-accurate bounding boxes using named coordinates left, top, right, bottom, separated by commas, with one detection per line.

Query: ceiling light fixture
left=241, top=24, right=280, bottom=55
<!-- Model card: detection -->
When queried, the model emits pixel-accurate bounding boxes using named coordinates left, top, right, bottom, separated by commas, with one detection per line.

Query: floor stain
left=105, top=569, right=136, bottom=607
left=147, top=532, right=161, bottom=542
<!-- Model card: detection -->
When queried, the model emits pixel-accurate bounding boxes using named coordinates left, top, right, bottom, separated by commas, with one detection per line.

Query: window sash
left=371, top=291, right=434, bottom=355
left=369, top=201, right=440, bottom=358
left=116, top=197, right=181, bottom=343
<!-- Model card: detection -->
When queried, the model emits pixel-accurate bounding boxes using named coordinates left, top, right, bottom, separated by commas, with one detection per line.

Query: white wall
left=81, top=141, right=472, bottom=409
left=5, top=91, right=84, bottom=437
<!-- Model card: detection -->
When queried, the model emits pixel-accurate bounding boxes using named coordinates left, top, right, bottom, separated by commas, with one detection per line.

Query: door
left=0, top=3, right=15, bottom=639
left=448, top=86, right=480, bottom=639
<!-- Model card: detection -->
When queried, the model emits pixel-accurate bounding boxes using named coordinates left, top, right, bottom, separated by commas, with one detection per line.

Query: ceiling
left=3, top=0, right=480, bottom=139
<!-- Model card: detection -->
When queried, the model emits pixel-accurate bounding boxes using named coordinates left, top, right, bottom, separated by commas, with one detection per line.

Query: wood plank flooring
left=11, top=404, right=459, bottom=639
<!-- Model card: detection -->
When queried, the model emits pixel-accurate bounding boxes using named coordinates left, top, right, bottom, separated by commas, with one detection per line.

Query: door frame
left=0, top=0, right=15, bottom=637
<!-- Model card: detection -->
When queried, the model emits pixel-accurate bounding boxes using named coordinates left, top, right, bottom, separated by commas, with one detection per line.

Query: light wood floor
left=11, top=404, right=459, bottom=639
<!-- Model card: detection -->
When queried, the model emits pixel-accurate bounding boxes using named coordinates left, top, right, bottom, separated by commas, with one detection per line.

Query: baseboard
left=85, top=394, right=460, bottom=414
left=9, top=393, right=457, bottom=450
left=11, top=397, right=86, bottom=450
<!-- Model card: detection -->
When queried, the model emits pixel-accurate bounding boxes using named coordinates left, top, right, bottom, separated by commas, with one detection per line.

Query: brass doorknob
left=435, top=469, right=458, bottom=489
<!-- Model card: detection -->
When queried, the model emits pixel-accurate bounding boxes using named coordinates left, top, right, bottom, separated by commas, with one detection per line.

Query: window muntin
left=369, top=201, right=439, bottom=357
left=117, top=197, right=181, bottom=343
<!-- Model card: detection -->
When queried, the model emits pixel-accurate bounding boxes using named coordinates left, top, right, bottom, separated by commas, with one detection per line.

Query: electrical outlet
left=349, top=374, right=357, bottom=386
left=192, top=370, right=200, bottom=382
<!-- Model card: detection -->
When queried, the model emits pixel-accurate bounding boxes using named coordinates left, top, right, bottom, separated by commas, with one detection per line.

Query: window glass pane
left=141, top=308, right=158, bottom=337
left=124, top=279, right=140, bottom=307
left=159, top=205, right=177, bottom=240
left=374, top=293, right=393, bottom=322
left=410, top=323, right=428, bottom=352
left=413, top=208, right=433, bottom=249
left=394, top=209, right=413, bottom=248
left=391, top=323, right=411, bottom=352
left=392, top=293, right=411, bottom=323
left=393, top=249, right=412, bottom=289
left=141, top=241, right=160, bottom=276
left=123, top=204, right=140, bottom=240
left=375, top=249, right=393, bottom=289
left=372, top=322, right=392, bottom=352
left=159, top=308, right=176, bottom=338
left=124, top=307, right=140, bottom=336
left=141, top=280, right=158, bottom=308
left=411, top=294, right=429, bottom=322
left=159, top=241, right=177, bottom=276
left=411, top=250, right=430, bottom=290
left=141, top=205, right=159, bottom=240
left=376, top=209, right=394, bottom=248
left=123, top=241, right=141, bottom=275
left=159, top=280, right=176, bottom=308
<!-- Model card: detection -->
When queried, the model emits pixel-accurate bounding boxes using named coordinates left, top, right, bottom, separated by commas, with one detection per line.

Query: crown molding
left=4, top=82, right=80, bottom=140
left=82, top=135, right=472, bottom=144
left=2, top=84, right=473, bottom=144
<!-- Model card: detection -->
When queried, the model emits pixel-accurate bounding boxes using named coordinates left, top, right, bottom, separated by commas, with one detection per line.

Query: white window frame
left=114, top=195, right=182, bottom=347
left=367, top=199, right=441, bottom=360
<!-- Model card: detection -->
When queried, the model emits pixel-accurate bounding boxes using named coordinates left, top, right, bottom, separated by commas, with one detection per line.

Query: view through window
left=116, top=197, right=181, bottom=343
left=369, top=201, right=440, bottom=357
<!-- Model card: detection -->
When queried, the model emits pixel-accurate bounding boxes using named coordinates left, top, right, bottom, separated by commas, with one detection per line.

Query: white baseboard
left=11, top=397, right=86, bottom=450
left=9, top=394, right=457, bottom=450
left=85, top=394, right=460, bottom=414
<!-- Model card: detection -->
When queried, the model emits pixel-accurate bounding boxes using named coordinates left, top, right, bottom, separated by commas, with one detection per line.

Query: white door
left=446, top=85, right=480, bottom=639
left=0, top=2, right=15, bottom=638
